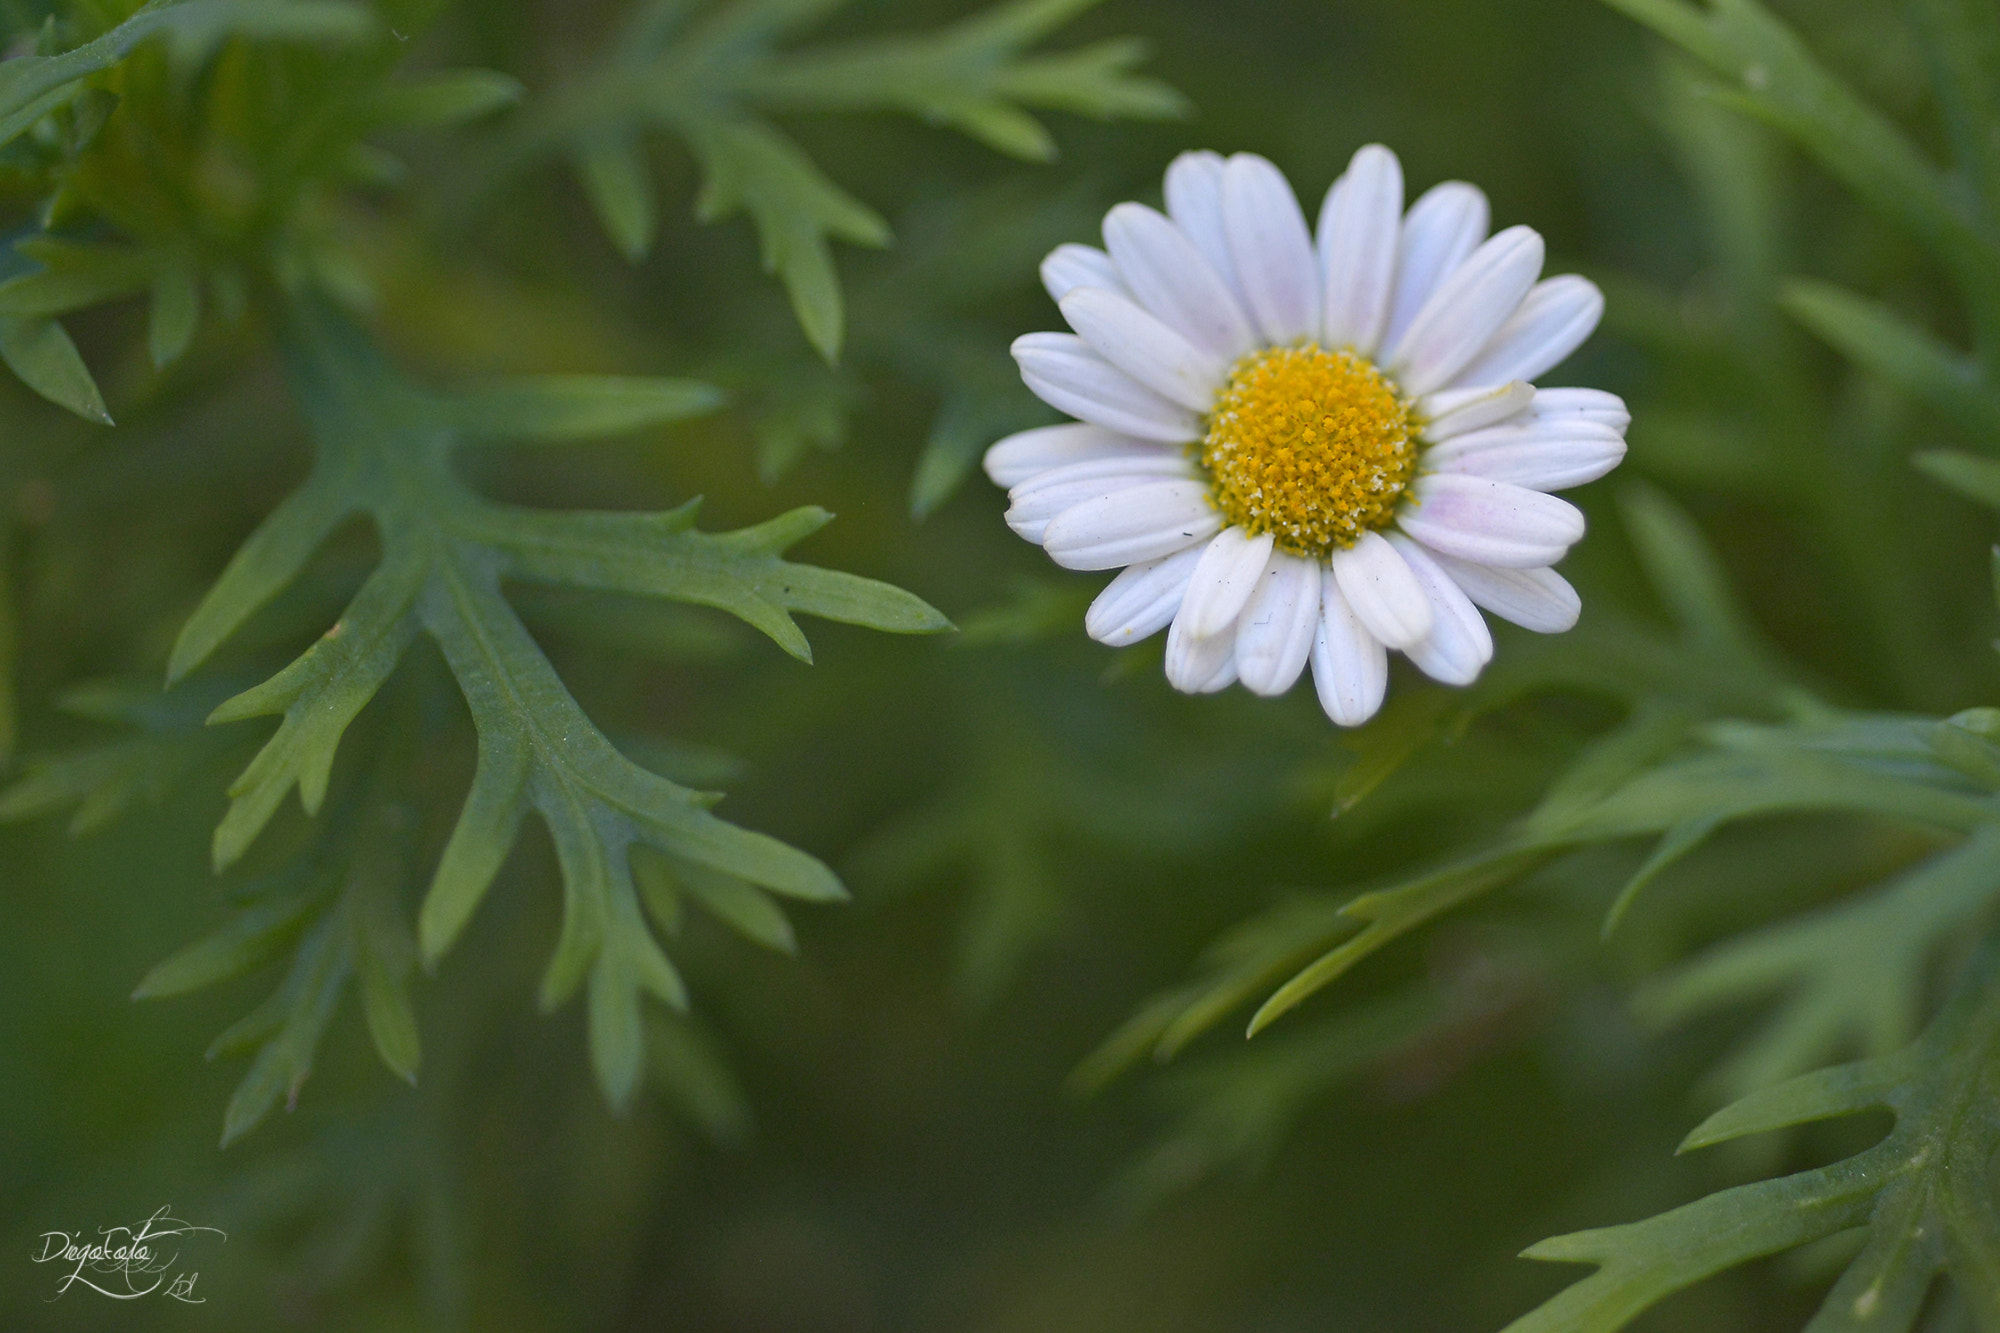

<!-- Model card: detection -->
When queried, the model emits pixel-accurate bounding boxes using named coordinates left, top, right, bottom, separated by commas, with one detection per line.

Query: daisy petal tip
left=1329, top=531, right=1433, bottom=650
left=1234, top=555, right=1320, bottom=696
left=1312, top=582, right=1388, bottom=727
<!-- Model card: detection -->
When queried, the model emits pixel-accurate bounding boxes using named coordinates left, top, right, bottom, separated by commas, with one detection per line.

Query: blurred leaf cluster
left=9, top=0, right=2000, bottom=1330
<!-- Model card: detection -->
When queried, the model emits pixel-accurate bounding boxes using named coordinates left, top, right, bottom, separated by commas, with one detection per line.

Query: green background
left=6, top=0, right=1993, bottom=1328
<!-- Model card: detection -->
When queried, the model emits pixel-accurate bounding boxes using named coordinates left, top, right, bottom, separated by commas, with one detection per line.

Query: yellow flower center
left=1199, top=344, right=1416, bottom=557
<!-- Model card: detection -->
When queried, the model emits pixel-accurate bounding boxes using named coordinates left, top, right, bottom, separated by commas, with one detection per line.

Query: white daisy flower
left=984, top=145, right=1627, bottom=726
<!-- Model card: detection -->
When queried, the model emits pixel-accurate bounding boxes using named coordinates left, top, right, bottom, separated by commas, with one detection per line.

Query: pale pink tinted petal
left=1328, top=529, right=1432, bottom=649
left=1399, top=473, right=1583, bottom=568
left=1164, top=151, right=1242, bottom=301
left=1317, top=144, right=1403, bottom=356
left=1416, top=381, right=1534, bottom=442
left=1041, top=243, right=1124, bottom=302
left=1378, top=181, right=1489, bottom=364
left=1311, top=579, right=1388, bottom=726
left=1041, top=479, right=1222, bottom=570
left=1423, top=421, right=1626, bottom=491
left=1222, top=153, right=1321, bottom=345
left=1235, top=552, right=1321, bottom=695
left=1177, top=525, right=1276, bottom=638
left=1005, top=454, right=1197, bottom=542
left=1450, top=274, right=1604, bottom=388
left=1527, top=387, right=1628, bottom=433
left=1013, top=332, right=1201, bottom=443
left=1390, top=225, right=1544, bottom=397
left=1060, top=287, right=1227, bottom=413
left=1085, top=542, right=1208, bottom=645
left=1388, top=535, right=1493, bottom=685
left=1425, top=551, right=1581, bottom=633
left=1103, top=202, right=1256, bottom=360
left=984, top=422, right=1171, bottom=489
left=1165, top=605, right=1238, bottom=692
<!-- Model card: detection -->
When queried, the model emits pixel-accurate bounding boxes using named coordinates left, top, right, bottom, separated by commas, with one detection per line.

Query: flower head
left=986, top=146, right=1626, bottom=725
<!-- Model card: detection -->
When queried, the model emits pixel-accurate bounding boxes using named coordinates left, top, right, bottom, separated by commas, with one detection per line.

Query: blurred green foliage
left=7, top=0, right=2000, bottom=1329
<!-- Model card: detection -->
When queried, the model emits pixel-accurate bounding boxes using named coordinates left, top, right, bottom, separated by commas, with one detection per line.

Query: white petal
left=1041, top=479, right=1222, bottom=571
left=1423, top=420, right=1626, bottom=491
left=1425, top=551, right=1580, bottom=633
left=984, top=422, right=1171, bottom=489
left=1378, top=181, right=1489, bottom=364
left=1450, top=275, right=1604, bottom=388
left=1390, top=225, right=1544, bottom=397
left=1165, top=598, right=1238, bottom=693
left=1013, top=332, right=1201, bottom=443
left=1527, top=387, right=1628, bottom=433
left=1103, top=202, right=1257, bottom=361
left=1222, top=153, right=1321, bottom=345
left=1163, top=151, right=1242, bottom=301
left=1041, top=243, right=1125, bottom=303
left=1388, top=534, right=1492, bottom=685
left=1177, top=524, right=1276, bottom=638
left=1311, top=579, right=1388, bottom=726
left=1328, top=529, right=1432, bottom=649
left=1005, top=454, right=1198, bottom=543
left=1085, top=542, right=1208, bottom=645
left=1399, top=473, right=1584, bottom=568
left=1234, top=552, right=1321, bottom=695
left=1416, top=381, right=1534, bottom=441
left=1060, top=287, right=1227, bottom=413
left=1009, top=452, right=1197, bottom=496
left=1317, top=144, right=1403, bottom=356
left=1194, top=648, right=1239, bottom=693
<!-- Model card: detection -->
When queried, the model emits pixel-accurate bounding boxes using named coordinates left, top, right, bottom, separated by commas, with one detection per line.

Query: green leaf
left=474, top=502, right=951, bottom=663
left=217, top=911, right=348, bottom=1147
left=517, top=0, right=1177, bottom=358
left=574, top=135, right=658, bottom=263
left=439, top=375, right=722, bottom=442
left=0, top=0, right=371, bottom=154
left=1112, top=985, right=1442, bottom=1209
left=1600, top=0, right=2000, bottom=353
left=1246, top=849, right=1549, bottom=1037
left=1916, top=450, right=2000, bottom=512
left=1510, top=945, right=2000, bottom=1332
left=0, top=315, right=111, bottom=423
left=1931, top=711, right=2000, bottom=789
left=0, top=678, right=242, bottom=833
left=174, top=303, right=933, bottom=1113
left=687, top=118, right=889, bottom=361
left=1599, top=813, right=1720, bottom=938
left=168, top=474, right=359, bottom=683
left=669, top=857, right=797, bottom=954
left=0, top=240, right=153, bottom=317
left=132, top=890, right=320, bottom=999
left=206, top=550, right=423, bottom=869
left=744, top=0, right=1187, bottom=161
left=1617, top=481, right=1764, bottom=657
left=351, top=869, right=420, bottom=1085
left=1781, top=280, right=2000, bottom=437
left=1638, top=826, right=2000, bottom=1101
left=1908, top=0, right=2000, bottom=225
left=362, top=69, right=524, bottom=129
